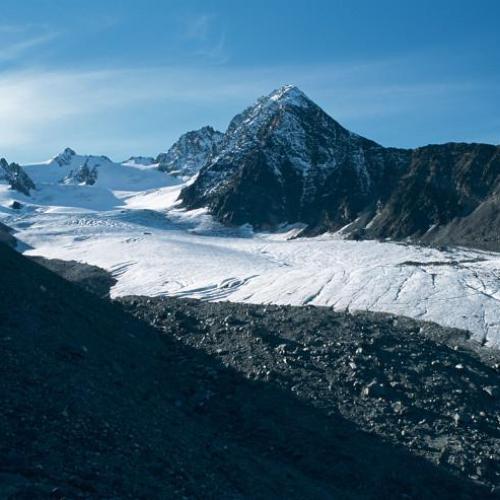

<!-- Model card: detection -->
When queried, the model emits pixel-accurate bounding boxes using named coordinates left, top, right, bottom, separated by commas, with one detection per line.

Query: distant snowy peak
left=49, top=151, right=107, bottom=185
left=122, top=156, right=156, bottom=167
left=21, top=149, right=178, bottom=193
left=269, top=84, right=309, bottom=104
left=53, top=147, right=77, bottom=166
left=156, top=126, right=223, bottom=177
left=51, top=148, right=113, bottom=170
left=0, top=158, right=36, bottom=195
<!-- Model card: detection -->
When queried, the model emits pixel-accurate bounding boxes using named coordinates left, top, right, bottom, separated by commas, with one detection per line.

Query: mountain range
left=1, top=85, right=499, bottom=347
left=180, top=85, right=500, bottom=251
left=3, top=84, right=499, bottom=250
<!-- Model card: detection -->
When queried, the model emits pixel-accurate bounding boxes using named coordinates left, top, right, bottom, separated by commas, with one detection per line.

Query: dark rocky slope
left=0, top=158, right=36, bottom=196
left=180, top=86, right=500, bottom=250
left=364, top=143, right=500, bottom=250
left=0, top=222, right=17, bottom=248
left=1, top=243, right=499, bottom=497
left=30, top=256, right=117, bottom=298
left=124, top=297, right=500, bottom=494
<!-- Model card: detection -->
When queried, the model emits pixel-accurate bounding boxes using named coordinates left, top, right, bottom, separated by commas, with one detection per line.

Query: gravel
left=121, top=296, right=500, bottom=493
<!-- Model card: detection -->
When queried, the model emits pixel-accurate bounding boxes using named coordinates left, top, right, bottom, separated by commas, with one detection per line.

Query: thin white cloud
left=0, top=22, right=60, bottom=63
left=0, top=59, right=494, bottom=160
left=0, top=66, right=254, bottom=150
left=182, top=13, right=228, bottom=63
left=184, top=14, right=215, bottom=41
left=0, top=32, right=59, bottom=62
left=193, top=33, right=228, bottom=64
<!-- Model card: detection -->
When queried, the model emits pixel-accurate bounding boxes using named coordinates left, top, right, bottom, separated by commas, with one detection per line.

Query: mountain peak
left=60, top=147, right=76, bottom=157
left=268, top=84, right=308, bottom=105
left=156, top=126, right=224, bottom=177
left=53, top=147, right=77, bottom=166
left=199, top=125, right=217, bottom=134
left=122, top=156, right=156, bottom=166
left=181, top=85, right=391, bottom=229
left=225, top=85, right=316, bottom=138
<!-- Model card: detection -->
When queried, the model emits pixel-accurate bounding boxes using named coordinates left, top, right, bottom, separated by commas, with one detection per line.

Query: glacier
left=0, top=153, right=499, bottom=348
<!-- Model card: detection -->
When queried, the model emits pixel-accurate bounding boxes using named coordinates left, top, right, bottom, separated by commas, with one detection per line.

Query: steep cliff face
left=364, top=143, right=500, bottom=250
left=0, top=221, right=17, bottom=247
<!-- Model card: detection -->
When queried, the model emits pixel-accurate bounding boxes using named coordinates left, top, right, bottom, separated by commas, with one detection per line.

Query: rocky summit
left=181, top=85, right=408, bottom=229
left=157, top=125, right=224, bottom=177
left=180, top=85, right=500, bottom=251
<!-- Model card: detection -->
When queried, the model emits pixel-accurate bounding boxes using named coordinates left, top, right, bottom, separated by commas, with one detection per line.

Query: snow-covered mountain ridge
left=25, top=148, right=179, bottom=191
left=122, top=156, right=156, bottom=167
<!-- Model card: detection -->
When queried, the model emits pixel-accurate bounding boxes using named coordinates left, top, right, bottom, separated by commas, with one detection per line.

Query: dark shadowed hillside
left=0, top=222, right=16, bottom=248
left=1, top=243, right=499, bottom=498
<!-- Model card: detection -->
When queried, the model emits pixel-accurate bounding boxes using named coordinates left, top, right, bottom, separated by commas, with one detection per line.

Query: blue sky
left=0, top=0, right=499, bottom=163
